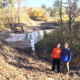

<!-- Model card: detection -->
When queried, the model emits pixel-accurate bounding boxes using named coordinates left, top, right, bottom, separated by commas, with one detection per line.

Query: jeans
left=52, top=58, right=60, bottom=73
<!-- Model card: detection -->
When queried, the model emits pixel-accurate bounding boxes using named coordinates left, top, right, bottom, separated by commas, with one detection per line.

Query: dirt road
left=0, top=31, right=30, bottom=48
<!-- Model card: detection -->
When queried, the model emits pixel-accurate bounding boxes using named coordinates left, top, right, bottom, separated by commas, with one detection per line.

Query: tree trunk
left=11, top=8, right=12, bottom=23
left=69, top=6, right=72, bottom=34
left=59, top=0, right=63, bottom=32
left=18, top=0, right=21, bottom=23
left=69, top=5, right=72, bottom=46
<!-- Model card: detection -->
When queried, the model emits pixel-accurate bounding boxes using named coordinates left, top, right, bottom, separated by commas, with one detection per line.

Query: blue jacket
left=62, top=48, right=71, bottom=62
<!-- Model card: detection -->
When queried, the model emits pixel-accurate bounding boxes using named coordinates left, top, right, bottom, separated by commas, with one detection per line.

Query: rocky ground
left=0, top=40, right=80, bottom=80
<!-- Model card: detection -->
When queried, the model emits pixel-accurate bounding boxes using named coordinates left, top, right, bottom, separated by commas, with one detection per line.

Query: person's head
left=64, top=43, right=68, bottom=49
left=57, top=43, right=61, bottom=49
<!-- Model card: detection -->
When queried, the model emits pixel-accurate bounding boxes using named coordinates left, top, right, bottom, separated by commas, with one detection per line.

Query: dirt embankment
left=4, top=21, right=59, bottom=30
left=0, top=40, right=80, bottom=80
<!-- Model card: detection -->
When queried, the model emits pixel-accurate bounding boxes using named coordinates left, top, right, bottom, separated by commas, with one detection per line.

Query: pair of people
left=52, top=43, right=71, bottom=74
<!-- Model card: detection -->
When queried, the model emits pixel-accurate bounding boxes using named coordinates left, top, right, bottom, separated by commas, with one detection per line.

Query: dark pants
left=52, top=58, right=60, bottom=73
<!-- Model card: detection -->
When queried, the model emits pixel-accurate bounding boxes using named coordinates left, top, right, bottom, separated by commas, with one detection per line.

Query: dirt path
left=0, top=32, right=31, bottom=48
left=0, top=40, right=80, bottom=80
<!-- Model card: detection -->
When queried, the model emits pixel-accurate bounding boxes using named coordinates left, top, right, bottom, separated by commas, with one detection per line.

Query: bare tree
left=17, top=0, right=25, bottom=23
left=18, top=0, right=21, bottom=23
left=68, top=0, right=72, bottom=34
left=59, top=0, right=63, bottom=32
left=66, top=0, right=79, bottom=45
left=55, top=0, right=63, bottom=31
left=67, top=0, right=79, bottom=33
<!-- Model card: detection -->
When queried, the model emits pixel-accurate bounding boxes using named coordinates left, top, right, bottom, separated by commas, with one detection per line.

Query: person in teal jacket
left=62, top=43, right=71, bottom=74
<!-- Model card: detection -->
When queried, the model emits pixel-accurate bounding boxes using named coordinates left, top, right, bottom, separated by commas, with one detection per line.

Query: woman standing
left=52, top=44, right=62, bottom=73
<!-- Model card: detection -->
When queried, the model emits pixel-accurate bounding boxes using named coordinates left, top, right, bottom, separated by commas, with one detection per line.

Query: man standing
left=52, top=44, right=62, bottom=73
left=62, top=43, right=71, bottom=74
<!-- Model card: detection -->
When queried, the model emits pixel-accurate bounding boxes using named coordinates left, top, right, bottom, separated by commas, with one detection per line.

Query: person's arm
left=60, top=49, right=63, bottom=59
left=68, top=49, right=71, bottom=62
left=51, top=49, right=55, bottom=58
left=60, top=49, right=62, bottom=55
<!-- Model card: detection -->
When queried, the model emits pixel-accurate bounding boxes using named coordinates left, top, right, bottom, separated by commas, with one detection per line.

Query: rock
left=27, top=75, right=33, bottom=79
left=6, top=78, right=9, bottom=80
left=78, top=69, right=80, bottom=73
left=72, top=73, right=77, bottom=76
left=46, top=78, right=54, bottom=80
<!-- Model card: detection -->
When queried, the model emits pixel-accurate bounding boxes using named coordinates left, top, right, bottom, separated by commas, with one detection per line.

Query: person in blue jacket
left=62, top=43, right=71, bottom=74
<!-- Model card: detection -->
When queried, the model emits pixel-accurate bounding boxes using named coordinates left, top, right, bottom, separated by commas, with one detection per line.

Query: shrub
left=35, top=28, right=64, bottom=59
left=28, top=7, right=44, bottom=20
left=35, top=21, right=80, bottom=59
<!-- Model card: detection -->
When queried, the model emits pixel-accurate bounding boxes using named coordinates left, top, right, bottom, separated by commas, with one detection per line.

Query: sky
left=14, top=0, right=54, bottom=9
left=24, top=0, right=54, bottom=8
left=14, top=0, right=80, bottom=9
